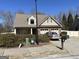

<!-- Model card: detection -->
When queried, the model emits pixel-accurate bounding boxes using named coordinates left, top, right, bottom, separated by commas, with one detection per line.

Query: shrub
left=0, top=34, right=16, bottom=47
left=28, top=34, right=50, bottom=43
left=38, top=34, right=50, bottom=42
left=0, top=34, right=50, bottom=47
left=0, top=34, right=26, bottom=47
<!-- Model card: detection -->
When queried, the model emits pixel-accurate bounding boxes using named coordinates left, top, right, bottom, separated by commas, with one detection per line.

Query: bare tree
left=56, top=12, right=63, bottom=24
left=2, top=11, right=14, bottom=32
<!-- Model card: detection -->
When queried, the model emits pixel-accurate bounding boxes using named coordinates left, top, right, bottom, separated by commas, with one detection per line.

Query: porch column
left=38, top=29, right=40, bottom=35
left=58, top=28, right=61, bottom=34
left=14, top=28, right=16, bottom=34
left=49, top=28, right=51, bottom=32
left=31, top=28, right=33, bottom=35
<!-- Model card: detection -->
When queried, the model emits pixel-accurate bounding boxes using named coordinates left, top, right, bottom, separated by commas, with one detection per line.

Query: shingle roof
left=33, top=14, right=48, bottom=26
left=14, top=13, right=61, bottom=28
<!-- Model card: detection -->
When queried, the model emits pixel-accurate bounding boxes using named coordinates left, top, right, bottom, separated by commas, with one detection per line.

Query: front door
left=32, top=28, right=37, bottom=34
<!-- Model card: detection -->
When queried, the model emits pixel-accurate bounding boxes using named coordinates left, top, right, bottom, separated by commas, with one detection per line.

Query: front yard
left=0, top=33, right=68, bottom=59
left=0, top=43, right=67, bottom=59
left=1, top=33, right=79, bottom=59
left=0, top=34, right=50, bottom=48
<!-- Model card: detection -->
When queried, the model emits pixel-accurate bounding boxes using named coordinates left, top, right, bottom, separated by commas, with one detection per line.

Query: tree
left=67, top=12, right=74, bottom=30
left=76, top=7, right=79, bottom=15
left=2, top=11, right=14, bottom=32
left=56, top=12, right=63, bottom=23
left=61, top=14, right=67, bottom=30
left=73, top=14, right=79, bottom=30
left=0, top=23, right=4, bottom=33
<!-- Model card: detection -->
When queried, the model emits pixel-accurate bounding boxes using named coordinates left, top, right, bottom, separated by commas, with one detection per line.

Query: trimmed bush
left=0, top=34, right=26, bottom=47
left=0, top=34, right=15, bottom=47
left=38, top=34, right=50, bottom=42
left=0, top=34, right=50, bottom=47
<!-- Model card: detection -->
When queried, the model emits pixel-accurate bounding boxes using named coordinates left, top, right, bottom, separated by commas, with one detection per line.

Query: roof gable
left=29, top=16, right=36, bottom=19
left=40, top=17, right=61, bottom=27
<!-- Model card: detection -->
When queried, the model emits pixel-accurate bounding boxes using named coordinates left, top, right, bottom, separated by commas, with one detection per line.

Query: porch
left=14, top=27, right=37, bottom=35
left=14, top=27, right=61, bottom=35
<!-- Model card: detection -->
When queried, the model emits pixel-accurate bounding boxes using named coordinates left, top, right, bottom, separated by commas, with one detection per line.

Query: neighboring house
left=13, top=14, right=62, bottom=35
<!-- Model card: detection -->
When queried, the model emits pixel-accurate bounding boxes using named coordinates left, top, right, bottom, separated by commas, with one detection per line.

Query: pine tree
left=75, top=14, right=78, bottom=20
left=61, top=14, right=67, bottom=30
left=67, top=12, right=73, bottom=30
left=73, top=14, right=79, bottom=30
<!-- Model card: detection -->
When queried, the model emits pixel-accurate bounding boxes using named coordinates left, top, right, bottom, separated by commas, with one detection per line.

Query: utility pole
left=35, top=0, right=39, bottom=45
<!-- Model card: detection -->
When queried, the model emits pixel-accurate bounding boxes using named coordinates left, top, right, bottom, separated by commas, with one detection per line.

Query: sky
left=0, top=0, right=79, bottom=23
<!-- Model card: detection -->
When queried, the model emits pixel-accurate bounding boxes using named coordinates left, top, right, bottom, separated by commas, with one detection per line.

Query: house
left=13, top=13, right=62, bottom=35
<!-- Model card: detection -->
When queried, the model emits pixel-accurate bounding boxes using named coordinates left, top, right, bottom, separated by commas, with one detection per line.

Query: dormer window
left=28, top=16, right=36, bottom=25
left=30, top=19, right=34, bottom=24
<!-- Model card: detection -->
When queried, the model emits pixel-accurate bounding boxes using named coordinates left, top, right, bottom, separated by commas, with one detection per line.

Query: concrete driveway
left=33, top=37, right=79, bottom=59
left=52, top=36, right=79, bottom=56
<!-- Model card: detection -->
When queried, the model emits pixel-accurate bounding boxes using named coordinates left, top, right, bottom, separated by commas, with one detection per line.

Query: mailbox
left=60, top=31, right=68, bottom=41
left=60, top=31, right=69, bottom=50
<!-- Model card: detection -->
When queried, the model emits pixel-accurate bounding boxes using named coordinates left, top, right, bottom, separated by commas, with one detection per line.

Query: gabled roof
left=31, top=14, right=48, bottom=26
left=14, top=13, right=62, bottom=28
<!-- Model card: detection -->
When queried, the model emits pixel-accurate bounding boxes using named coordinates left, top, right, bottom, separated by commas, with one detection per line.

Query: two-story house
left=13, top=13, right=62, bottom=35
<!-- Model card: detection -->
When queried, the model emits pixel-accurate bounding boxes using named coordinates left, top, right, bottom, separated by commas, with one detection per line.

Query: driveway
left=30, top=36, right=79, bottom=59
left=52, top=36, right=79, bottom=55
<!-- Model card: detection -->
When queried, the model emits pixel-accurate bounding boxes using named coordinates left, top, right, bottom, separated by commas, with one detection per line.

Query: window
left=30, top=19, right=34, bottom=24
left=41, top=29, right=48, bottom=31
